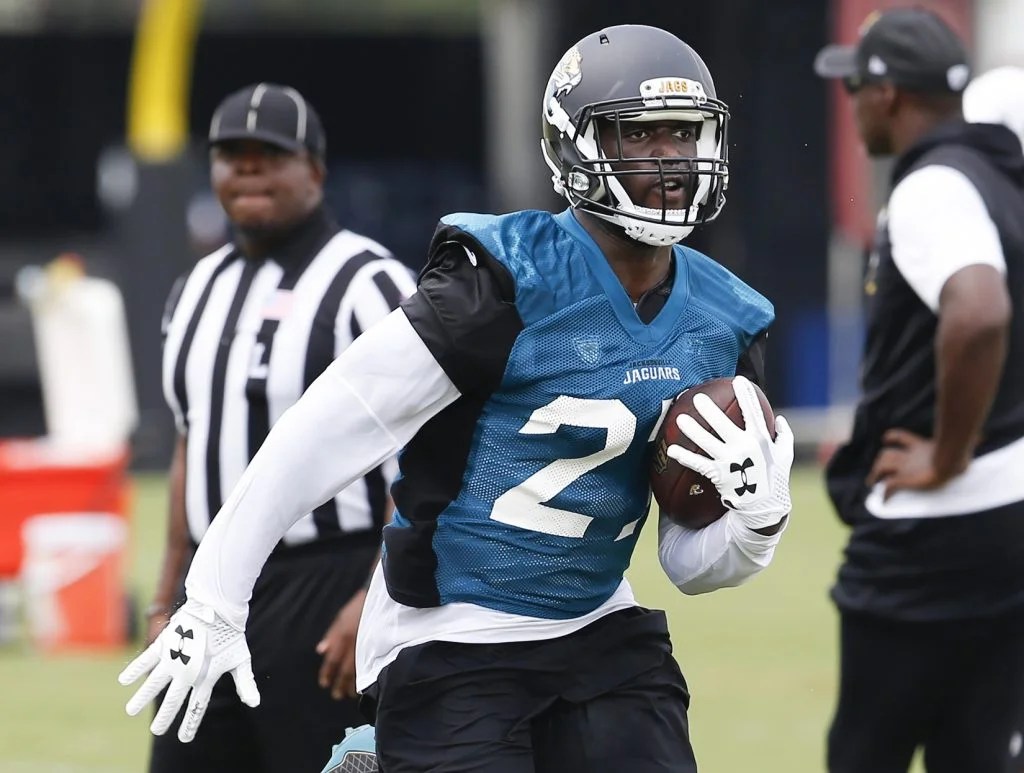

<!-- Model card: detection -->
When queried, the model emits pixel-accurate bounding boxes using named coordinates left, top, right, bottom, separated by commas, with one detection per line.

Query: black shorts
left=828, top=610, right=1024, bottom=773
left=149, top=540, right=378, bottom=773
left=362, top=606, right=697, bottom=773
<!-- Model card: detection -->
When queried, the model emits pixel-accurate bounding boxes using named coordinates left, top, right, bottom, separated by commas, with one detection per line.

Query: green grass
left=0, top=467, right=916, bottom=772
left=631, top=467, right=843, bottom=771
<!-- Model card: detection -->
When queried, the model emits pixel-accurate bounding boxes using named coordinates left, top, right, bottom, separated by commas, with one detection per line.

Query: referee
left=146, top=83, right=415, bottom=773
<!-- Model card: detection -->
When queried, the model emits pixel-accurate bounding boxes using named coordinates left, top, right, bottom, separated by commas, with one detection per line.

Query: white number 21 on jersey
left=489, top=396, right=671, bottom=538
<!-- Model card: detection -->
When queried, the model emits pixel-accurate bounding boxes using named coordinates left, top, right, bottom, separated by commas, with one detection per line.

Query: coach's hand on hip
left=867, top=428, right=969, bottom=500
left=118, top=598, right=260, bottom=742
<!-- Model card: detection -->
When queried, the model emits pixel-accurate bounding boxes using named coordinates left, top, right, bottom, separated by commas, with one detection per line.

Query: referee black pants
left=362, top=606, right=697, bottom=773
left=149, top=540, right=378, bottom=773
left=828, top=610, right=1024, bottom=773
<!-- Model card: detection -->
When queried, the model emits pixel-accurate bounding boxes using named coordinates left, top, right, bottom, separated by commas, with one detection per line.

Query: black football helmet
left=541, top=25, right=729, bottom=245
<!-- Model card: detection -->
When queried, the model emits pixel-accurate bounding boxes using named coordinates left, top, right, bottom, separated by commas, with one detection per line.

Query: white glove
left=118, top=598, right=260, bottom=742
left=666, top=375, right=794, bottom=531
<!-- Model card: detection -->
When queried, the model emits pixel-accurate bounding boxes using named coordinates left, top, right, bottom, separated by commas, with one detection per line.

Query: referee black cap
left=209, top=83, right=327, bottom=159
left=815, top=8, right=971, bottom=94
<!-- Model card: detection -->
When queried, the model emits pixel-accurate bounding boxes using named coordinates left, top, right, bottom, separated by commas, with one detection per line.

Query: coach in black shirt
left=147, top=84, right=414, bottom=772
left=816, top=10, right=1024, bottom=773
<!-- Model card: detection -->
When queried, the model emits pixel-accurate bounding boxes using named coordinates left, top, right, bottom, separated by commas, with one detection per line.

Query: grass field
left=0, top=466, right=919, bottom=772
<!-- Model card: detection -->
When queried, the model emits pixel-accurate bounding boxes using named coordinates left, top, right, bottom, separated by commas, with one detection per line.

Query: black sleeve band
left=736, top=329, right=769, bottom=393
left=401, top=225, right=524, bottom=396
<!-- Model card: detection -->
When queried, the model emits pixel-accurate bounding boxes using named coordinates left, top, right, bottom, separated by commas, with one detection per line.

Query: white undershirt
left=887, top=164, right=1006, bottom=313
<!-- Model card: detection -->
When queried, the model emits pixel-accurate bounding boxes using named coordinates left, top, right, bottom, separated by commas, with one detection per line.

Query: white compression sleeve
left=185, top=309, right=460, bottom=628
left=658, top=510, right=785, bottom=595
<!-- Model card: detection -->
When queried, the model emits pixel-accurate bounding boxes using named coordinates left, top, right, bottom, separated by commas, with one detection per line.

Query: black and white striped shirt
left=161, top=207, right=415, bottom=548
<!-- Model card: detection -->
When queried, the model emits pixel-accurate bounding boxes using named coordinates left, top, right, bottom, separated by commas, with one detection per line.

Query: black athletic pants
left=828, top=610, right=1024, bottom=773
left=362, top=606, right=697, bottom=773
left=149, top=541, right=378, bottom=773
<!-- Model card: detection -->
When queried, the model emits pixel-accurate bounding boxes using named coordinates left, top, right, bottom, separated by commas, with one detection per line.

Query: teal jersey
left=385, top=209, right=774, bottom=619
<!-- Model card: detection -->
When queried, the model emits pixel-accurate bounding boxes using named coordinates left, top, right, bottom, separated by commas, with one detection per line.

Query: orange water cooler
left=0, top=440, right=132, bottom=650
left=4, top=257, right=138, bottom=650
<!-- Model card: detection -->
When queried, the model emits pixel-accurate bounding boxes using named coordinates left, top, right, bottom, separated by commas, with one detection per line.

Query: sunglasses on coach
left=842, top=75, right=864, bottom=94
left=842, top=74, right=888, bottom=95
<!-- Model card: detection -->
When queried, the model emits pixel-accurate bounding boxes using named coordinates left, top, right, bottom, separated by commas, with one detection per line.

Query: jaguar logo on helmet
left=551, top=46, right=582, bottom=97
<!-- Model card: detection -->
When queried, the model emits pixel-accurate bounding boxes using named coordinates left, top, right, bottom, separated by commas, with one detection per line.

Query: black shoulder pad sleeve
left=401, top=227, right=524, bottom=395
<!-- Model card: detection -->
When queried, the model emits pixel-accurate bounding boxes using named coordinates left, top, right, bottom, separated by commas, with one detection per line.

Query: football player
left=120, top=25, right=794, bottom=771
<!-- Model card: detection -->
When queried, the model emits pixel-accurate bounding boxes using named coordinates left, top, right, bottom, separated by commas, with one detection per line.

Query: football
left=650, top=377, right=775, bottom=529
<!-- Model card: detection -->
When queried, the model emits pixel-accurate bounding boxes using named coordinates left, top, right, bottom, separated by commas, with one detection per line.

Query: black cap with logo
left=209, top=83, right=326, bottom=159
left=814, top=8, right=971, bottom=94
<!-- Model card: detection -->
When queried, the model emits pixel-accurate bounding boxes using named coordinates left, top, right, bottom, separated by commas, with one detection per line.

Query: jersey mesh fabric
left=397, top=210, right=774, bottom=619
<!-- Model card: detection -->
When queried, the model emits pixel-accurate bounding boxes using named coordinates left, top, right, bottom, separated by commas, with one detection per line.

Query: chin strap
left=622, top=217, right=694, bottom=246
left=586, top=206, right=693, bottom=246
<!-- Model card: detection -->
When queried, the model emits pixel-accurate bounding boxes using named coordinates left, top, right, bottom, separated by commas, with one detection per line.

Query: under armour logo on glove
left=119, top=598, right=260, bottom=743
left=666, top=375, right=794, bottom=531
left=730, top=458, right=757, bottom=496
left=170, top=625, right=194, bottom=665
